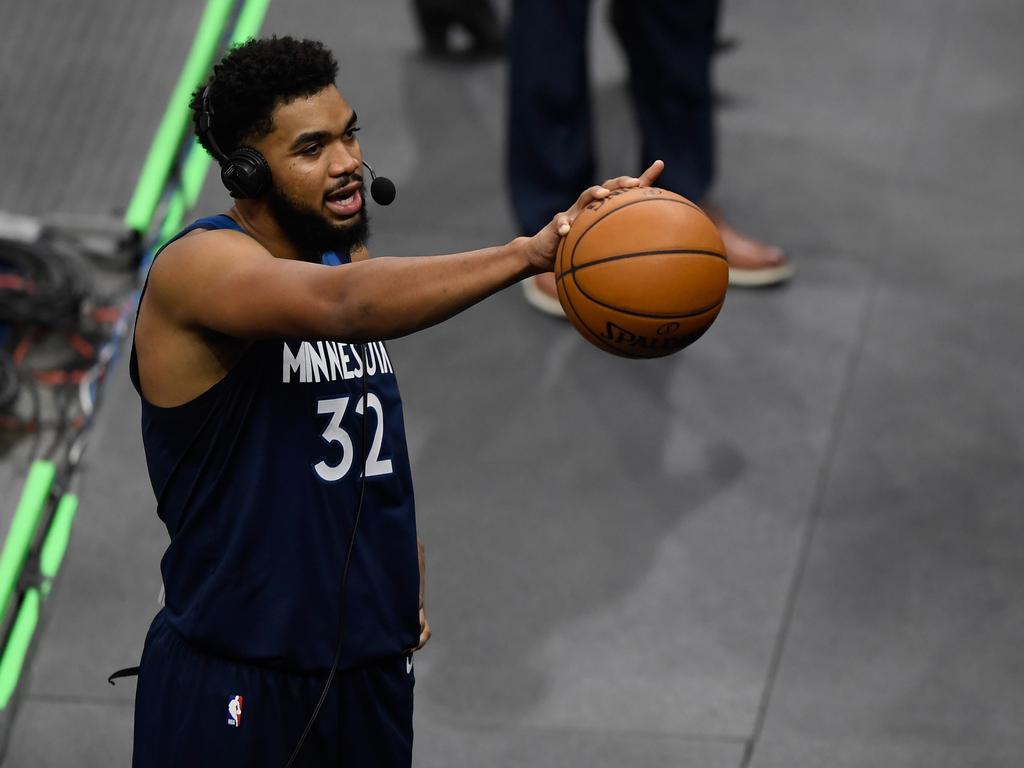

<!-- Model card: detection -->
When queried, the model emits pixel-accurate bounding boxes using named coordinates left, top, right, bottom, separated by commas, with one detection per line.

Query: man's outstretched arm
left=147, top=162, right=664, bottom=342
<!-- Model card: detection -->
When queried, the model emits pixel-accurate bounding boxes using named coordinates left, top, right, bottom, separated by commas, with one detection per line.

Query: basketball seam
left=569, top=196, right=707, bottom=271
left=557, top=248, right=727, bottom=281
left=559, top=272, right=624, bottom=356
left=569, top=265, right=723, bottom=321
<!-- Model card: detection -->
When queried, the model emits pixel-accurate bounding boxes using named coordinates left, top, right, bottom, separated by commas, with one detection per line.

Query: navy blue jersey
left=130, top=215, right=419, bottom=671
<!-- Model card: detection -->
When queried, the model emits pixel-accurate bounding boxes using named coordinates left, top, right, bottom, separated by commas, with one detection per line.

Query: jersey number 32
left=314, top=394, right=394, bottom=482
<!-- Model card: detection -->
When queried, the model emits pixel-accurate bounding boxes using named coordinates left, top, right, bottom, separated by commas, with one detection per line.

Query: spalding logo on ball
left=555, top=187, right=728, bottom=359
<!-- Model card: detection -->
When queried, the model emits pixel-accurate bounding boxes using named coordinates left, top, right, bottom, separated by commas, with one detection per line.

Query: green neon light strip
left=158, top=191, right=189, bottom=245
left=39, top=495, right=79, bottom=596
left=0, top=461, right=55, bottom=626
left=0, top=0, right=274, bottom=717
left=0, top=589, right=39, bottom=710
left=0, top=0, right=274, bottom=708
left=232, top=0, right=272, bottom=49
left=123, top=0, right=236, bottom=234
left=156, top=0, right=273, bottom=244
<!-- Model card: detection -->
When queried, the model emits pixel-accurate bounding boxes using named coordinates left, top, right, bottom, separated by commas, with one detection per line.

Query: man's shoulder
left=150, top=225, right=270, bottom=286
left=162, top=223, right=265, bottom=260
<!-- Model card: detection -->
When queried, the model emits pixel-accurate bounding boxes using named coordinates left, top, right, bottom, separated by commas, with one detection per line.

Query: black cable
left=0, top=363, right=42, bottom=460
left=0, top=350, right=18, bottom=411
left=44, top=385, right=75, bottom=461
left=283, top=343, right=370, bottom=768
left=0, top=237, right=89, bottom=328
left=23, top=370, right=42, bottom=461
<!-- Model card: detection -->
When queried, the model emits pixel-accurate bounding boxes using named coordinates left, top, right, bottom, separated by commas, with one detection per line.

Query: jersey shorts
left=132, top=611, right=415, bottom=767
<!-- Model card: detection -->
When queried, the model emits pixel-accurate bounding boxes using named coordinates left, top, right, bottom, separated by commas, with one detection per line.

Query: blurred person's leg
left=508, top=0, right=593, bottom=233
left=611, top=0, right=793, bottom=286
left=610, top=0, right=716, bottom=201
left=508, top=0, right=594, bottom=315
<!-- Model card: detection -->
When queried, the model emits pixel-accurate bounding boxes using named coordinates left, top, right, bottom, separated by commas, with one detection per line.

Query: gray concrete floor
left=1, top=0, right=1022, bottom=765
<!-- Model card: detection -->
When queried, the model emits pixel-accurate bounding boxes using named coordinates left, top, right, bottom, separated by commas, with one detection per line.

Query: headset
left=198, top=84, right=397, bottom=205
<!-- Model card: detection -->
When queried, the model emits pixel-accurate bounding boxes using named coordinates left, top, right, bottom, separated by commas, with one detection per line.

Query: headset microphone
left=362, top=160, right=397, bottom=206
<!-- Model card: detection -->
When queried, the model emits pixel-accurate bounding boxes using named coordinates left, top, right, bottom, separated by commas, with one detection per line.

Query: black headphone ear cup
left=221, top=147, right=271, bottom=198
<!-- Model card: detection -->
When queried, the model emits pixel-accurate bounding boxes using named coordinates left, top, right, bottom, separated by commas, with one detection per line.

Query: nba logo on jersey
left=227, top=695, right=244, bottom=727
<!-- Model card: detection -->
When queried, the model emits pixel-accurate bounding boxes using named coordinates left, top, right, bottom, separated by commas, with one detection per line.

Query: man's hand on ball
left=519, top=160, right=665, bottom=272
left=556, top=159, right=666, bottom=237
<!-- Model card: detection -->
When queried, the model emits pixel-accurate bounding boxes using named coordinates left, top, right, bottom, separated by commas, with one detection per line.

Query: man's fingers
left=555, top=167, right=664, bottom=238
left=415, top=621, right=432, bottom=651
left=598, top=161, right=664, bottom=194
left=561, top=185, right=609, bottom=227
left=638, top=159, right=665, bottom=187
left=601, top=174, right=641, bottom=190
left=555, top=184, right=606, bottom=236
left=576, top=184, right=609, bottom=210
left=410, top=608, right=431, bottom=651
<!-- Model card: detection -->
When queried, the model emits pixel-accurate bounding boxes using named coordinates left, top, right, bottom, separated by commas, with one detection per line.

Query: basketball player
left=128, top=36, right=662, bottom=767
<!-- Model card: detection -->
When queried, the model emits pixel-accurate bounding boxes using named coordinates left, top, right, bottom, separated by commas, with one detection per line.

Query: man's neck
left=225, top=203, right=305, bottom=261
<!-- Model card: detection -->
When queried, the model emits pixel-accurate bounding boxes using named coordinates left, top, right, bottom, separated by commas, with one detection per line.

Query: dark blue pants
left=508, top=0, right=720, bottom=233
left=132, top=613, right=414, bottom=767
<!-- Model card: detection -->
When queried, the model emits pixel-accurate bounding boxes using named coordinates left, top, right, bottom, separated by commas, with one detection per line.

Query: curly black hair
left=190, top=36, right=339, bottom=158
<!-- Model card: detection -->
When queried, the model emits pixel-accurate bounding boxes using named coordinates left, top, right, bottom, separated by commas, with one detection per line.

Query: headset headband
left=198, top=85, right=230, bottom=166
left=196, top=82, right=271, bottom=199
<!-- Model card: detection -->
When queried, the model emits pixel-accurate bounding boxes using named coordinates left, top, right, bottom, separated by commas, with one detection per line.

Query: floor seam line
left=741, top=270, right=881, bottom=768
left=421, top=712, right=751, bottom=746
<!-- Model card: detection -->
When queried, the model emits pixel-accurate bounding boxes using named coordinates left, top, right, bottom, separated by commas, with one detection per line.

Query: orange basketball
left=555, top=187, right=728, bottom=358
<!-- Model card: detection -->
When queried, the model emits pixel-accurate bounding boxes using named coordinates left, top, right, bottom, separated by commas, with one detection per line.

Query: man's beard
left=266, top=182, right=370, bottom=261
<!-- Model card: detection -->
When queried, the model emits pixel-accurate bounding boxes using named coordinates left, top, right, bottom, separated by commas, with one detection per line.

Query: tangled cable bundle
left=1, top=229, right=128, bottom=459
left=0, top=237, right=90, bottom=328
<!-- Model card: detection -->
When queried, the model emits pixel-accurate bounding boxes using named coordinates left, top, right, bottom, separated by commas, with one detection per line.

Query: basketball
left=555, top=187, right=728, bottom=358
